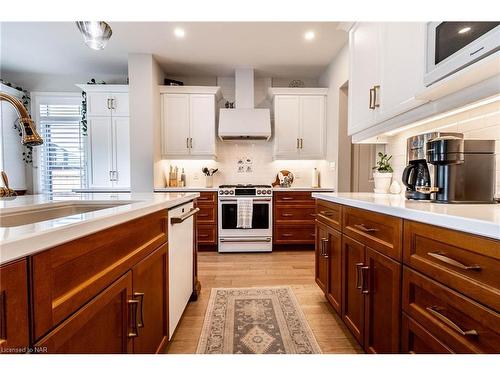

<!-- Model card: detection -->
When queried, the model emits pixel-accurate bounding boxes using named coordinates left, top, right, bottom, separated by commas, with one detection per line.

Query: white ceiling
left=0, top=22, right=347, bottom=78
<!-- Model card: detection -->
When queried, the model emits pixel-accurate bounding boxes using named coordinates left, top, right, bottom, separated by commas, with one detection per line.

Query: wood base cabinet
left=0, top=259, right=29, bottom=353
left=35, top=273, right=134, bottom=354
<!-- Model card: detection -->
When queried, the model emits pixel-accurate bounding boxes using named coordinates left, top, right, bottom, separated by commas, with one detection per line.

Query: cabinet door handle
left=127, top=299, right=140, bottom=337
left=355, top=263, right=364, bottom=290
left=354, top=223, right=379, bottom=233
left=107, top=98, right=112, bottom=109
left=427, top=252, right=481, bottom=271
left=369, top=88, right=375, bottom=109
left=296, top=138, right=300, bottom=149
left=111, top=98, right=116, bottom=109
left=186, top=137, right=190, bottom=149
left=189, top=138, right=193, bottom=148
left=426, top=306, right=478, bottom=336
left=114, top=171, right=118, bottom=182
left=109, top=171, right=114, bottom=181
left=133, top=292, right=145, bottom=328
left=322, top=238, right=329, bottom=258
left=373, top=85, right=380, bottom=108
left=360, top=266, right=370, bottom=294
left=300, top=138, right=304, bottom=149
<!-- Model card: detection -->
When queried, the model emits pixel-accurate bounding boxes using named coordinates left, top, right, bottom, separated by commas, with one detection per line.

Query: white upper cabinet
left=348, top=22, right=381, bottom=135
left=348, top=22, right=427, bottom=136
left=77, top=84, right=130, bottom=189
left=269, top=88, right=327, bottom=160
left=159, top=86, right=220, bottom=160
left=273, top=95, right=300, bottom=158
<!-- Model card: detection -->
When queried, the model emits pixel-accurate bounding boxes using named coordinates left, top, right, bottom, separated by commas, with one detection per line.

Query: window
left=36, top=95, right=85, bottom=194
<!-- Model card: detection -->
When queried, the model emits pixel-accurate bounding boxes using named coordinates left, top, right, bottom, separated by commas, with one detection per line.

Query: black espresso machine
left=426, top=136, right=496, bottom=203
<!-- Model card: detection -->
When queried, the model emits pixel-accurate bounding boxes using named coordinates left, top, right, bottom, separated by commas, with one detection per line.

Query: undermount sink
left=0, top=201, right=132, bottom=227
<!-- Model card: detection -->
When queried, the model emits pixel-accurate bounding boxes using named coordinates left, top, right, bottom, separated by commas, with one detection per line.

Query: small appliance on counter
left=402, top=132, right=463, bottom=200
left=426, top=136, right=496, bottom=203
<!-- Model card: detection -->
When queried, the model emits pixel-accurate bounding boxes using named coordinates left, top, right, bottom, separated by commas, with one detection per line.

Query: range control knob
left=230, top=190, right=234, bottom=195
left=267, top=189, right=272, bottom=195
left=257, top=190, right=261, bottom=195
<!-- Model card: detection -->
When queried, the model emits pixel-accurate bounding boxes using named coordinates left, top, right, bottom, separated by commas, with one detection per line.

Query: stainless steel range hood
left=218, top=68, right=271, bottom=141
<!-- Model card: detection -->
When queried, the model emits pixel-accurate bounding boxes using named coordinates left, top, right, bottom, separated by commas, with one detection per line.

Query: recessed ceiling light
left=174, top=28, right=185, bottom=38
left=304, top=31, right=315, bottom=41
left=458, top=26, right=471, bottom=34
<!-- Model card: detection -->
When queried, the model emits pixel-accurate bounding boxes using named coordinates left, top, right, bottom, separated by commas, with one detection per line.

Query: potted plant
left=372, top=152, right=393, bottom=193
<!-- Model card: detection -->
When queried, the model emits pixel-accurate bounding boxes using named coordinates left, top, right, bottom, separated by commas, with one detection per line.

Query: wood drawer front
left=316, top=200, right=341, bottom=230
left=275, top=205, right=316, bottom=224
left=32, top=210, right=168, bottom=341
left=196, top=192, right=217, bottom=204
left=342, top=206, right=402, bottom=261
left=403, top=221, right=500, bottom=311
left=274, top=191, right=315, bottom=205
left=402, top=267, right=500, bottom=353
left=197, top=225, right=217, bottom=245
left=401, top=313, right=453, bottom=354
left=274, top=225, right=316, bottom=244
left=196, top=205, right=216, bottom=224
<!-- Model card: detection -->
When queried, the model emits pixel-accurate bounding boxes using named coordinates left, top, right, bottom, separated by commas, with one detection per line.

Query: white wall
left=318, top=45, right=349, bottom=191
left=386, top=98, right=500, bottom=196
left=128, top=54, right=165, bottom=192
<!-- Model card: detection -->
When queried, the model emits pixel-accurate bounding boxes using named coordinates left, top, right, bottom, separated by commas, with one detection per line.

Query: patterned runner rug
left=196, top=286, right=322, bottom=354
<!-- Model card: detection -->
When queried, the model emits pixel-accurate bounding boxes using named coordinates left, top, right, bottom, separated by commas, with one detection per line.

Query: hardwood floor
left=166, top=250, right=362, bottom=354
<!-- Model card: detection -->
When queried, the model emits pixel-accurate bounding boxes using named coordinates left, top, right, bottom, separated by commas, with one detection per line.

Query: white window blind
left=38, top=97, right=85, bottom=194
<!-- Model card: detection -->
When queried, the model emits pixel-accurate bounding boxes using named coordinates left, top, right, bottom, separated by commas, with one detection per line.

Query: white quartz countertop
left=155, top=187, right=219, bottom=192
left=0, top=192, right=199, bottom=265
left=273, top=187, right=335, bottom=191
left=312, top=192, right=500, bottom=240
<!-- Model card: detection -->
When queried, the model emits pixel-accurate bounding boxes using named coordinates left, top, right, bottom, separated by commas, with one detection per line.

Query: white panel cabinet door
left=161, top=94, right=190, bottom=157
left=112, top=117, right=130, bottom=188
left=88, top=117, right=113, bottom=188
left=273, top=95, right=300, bottom=159
left=110, top=92, right=129, bottom=117
left=189, top=94, right=216, bottom=157
left=348, top=22, right=381, bottom=135
left=86, top=92, right=112, bottom=117
left=299, top=96, right=326, bottom=159
left=378, top=22, right=427, bottom=121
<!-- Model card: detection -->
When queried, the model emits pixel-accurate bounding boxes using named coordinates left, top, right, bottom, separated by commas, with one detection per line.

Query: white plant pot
left=373, top=172, right=393, bottom=194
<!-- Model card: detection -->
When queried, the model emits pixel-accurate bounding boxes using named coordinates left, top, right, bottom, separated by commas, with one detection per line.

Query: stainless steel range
left=218, top=184, right=273, bottom=253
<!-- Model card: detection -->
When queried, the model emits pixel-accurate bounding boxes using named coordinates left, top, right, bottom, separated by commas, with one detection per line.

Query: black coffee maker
left=402, top=132, right=463, bottom=200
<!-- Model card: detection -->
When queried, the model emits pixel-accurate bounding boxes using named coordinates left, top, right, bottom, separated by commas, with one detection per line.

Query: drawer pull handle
left=199, top=234, right=209, bottom=238
left=320, top=211, right=335, bottom=217
left=133, top=292, right=145, bottom=328
left=426, top=306, right=478, bottom=337
left=198, top=213, right=209, bottom=217
left=281, top=197, right=294, bottom=200
left=310, top=213, right=317, bottom=217
left=354, top=224, right=379, bottom=233
left=427, top=252, right=481, bottom=271
left=281, top=213, right=293, bottom=217
left=355, top=263, right=364, bottom=290
left=282, top=233, right=293, bottom=237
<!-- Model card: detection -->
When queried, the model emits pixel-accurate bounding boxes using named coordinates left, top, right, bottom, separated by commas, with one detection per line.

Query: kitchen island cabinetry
left=0, top=259, right=29, bottom=353
left=314, top=194, right=500, bottom=354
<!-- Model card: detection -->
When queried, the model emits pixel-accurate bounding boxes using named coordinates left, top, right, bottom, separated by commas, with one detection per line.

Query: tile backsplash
left=385, top=98, right=500, bottom=196
left=159, top=141, right=333, bottom=188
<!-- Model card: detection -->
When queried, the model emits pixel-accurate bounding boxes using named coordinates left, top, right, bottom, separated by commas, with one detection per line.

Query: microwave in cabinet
left=424, top=21, right=500, bottom=86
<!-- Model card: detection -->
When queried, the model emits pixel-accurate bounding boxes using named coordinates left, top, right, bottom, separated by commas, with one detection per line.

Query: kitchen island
left=0, top=192, right=199, bottom=354
left=312, top=192, right=500, bottom=354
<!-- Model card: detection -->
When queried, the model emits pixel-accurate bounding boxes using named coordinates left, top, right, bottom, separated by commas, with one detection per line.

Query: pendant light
left=76, top=21, right=112, bottom=50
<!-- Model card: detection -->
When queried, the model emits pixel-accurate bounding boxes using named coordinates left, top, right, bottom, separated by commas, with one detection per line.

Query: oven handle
left=220, top=237, right=272, bottom=243
left=219, top=198, right=272, bottom=202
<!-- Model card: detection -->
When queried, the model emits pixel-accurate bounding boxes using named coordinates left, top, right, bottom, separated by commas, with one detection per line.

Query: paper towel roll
left=311, top=168, right=319, bottom=188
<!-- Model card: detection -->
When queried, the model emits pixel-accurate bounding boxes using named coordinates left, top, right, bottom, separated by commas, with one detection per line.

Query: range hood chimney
left=218, top=68, right=271, bottom=141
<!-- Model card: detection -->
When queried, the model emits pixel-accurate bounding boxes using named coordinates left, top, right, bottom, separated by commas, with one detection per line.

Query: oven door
left=218, top=197, right=272, bottom=237
left=424, top=21, right=500, bottom=86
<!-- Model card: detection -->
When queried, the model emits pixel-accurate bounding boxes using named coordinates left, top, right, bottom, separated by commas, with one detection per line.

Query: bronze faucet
left=0, top=92, right=44, bottom=197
